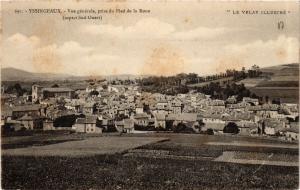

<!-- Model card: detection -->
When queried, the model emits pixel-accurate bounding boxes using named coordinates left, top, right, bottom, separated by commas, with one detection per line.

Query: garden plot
left=214, top=151, right=299, bottom=166
left=124, top=149, right=214, bottom=161
left=2, top=137, right=168, bottom=157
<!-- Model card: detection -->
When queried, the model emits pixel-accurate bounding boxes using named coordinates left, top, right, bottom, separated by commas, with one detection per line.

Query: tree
left=89, top=90, right=99, bottom=96
left=206, top=128, right=214, bottom=135
left=51, top=84, right=59, bottom=88
left=5, top=83, right=26, bottom=96
left=223, top=122, right=239, bottom=134
left=53, top=115, right=77, bottom=128
left=102, top=85, right=108, bottom=89
left=172, top=123, right=194, bottom=133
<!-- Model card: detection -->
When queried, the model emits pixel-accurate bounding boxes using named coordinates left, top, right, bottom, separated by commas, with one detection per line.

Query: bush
left=206, top=128, right=214, bottom=135
left=172, top=123, right=195, bottom=133
left=223, top=122, right=239, bottom=134
left=53, top=114, right=84, bottom=128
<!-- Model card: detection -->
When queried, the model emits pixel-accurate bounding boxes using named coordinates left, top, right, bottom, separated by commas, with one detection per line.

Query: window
left=91, top=128, right=94, bottom=132
left=86, top=128, right=89, bottom=132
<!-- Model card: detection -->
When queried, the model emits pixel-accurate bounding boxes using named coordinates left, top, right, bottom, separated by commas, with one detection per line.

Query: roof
left=167, top=113, right=197, bottom=122
left=43, top=87, right=74, bottom=92
left=1, top=105, right=13, bottom=117
left=263, top=118, right=284, bottom=128
left=19, top=115, right=33, bottom=120
left=134, top=113, right=149, bottom=119
left=17, top=114, right=34, bottom=121
left=281, top=126, right=299, bottom=133
left=12, top=104, right=45, bottom=112
left=76, top=115, right=97, bottom=124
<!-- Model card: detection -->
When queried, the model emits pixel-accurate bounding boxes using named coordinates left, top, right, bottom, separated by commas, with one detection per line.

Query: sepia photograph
left=1, top=0, right=299, bottom=189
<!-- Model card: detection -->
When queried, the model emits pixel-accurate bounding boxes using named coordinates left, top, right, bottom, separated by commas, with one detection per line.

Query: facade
left=154, top=113, right=166, bottom=128
left=42, top=88, right=75, bottom=99
left=12, top=104, right=46, bottom=119
left=32, top=85, right=75, bottom=102
left=73, top=116, right=102, bottom=133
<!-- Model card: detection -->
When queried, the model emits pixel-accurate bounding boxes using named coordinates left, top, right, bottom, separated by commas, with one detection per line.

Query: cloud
left=82, top=17, right=175, bottom=39
left=3, top=33, right=40, bottom=71
left=173, top=27, right=229, bottom=40
left=6, top=33, right=40, bottom=47
left=3, top=33, right=298, bottom=76
left=82, top=17, right=230, bottom=40
left=212, top=35, right=299, bottom=73
left=3, top=33, right=122, bottom=75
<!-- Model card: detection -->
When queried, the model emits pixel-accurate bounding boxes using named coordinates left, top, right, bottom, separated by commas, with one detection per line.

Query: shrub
left=206, top=128, right=214, bottom=135
left=223, top=122, right=239, bottom=134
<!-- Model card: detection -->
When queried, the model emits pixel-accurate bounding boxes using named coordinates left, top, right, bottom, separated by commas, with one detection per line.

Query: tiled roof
left=12, top=104, right=45, bottom=112
left=43, top=88, right=74, bottom=92
left=75, top=115, right=97, bottom=124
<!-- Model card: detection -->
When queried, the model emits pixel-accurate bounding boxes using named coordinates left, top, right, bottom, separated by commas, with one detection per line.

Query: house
left=127, top=95, right=135, bottom=103
left=237, top=122, right=258, bottom=135
left=226, top=96, right=237, bottom=104
left=282, top=123, right=299, bottom=141
left=12, top=104, right=46, bottom=119
left=3, top=120, right=23, bottom=131
left=82, top=102, right=95, bottom=114
left=242, top=97, right=259, bottom=106
left=133, top=113, right=150, bottom=127
left=259, top=118, right=285, bottom=135
left=157, top=101, right=168, bottom=111
left=124, top=119, right=135, bottom=133
left=17, top=114, right=44, bottom=130
left=42, top=88, right=75, bottom=99
left=72, top=115, right=102, bottom=133
left=115, top=118, right=135, bottom=133
left=170, top=99, right=182, bottom=114
left=43, top=120, right=55, bottom=130
left=1, top=105, right=13, bottom=124
left=154, top=113, right=166, bottom=128
left=65, top=101, right=81, bottom=113
left=170, top=113, right=199, bottom=132
left=202, top=113, right=226, bottom=132
left=32, top=85, right=75, bottom=102
left=135, top=104, right=144, bottom=114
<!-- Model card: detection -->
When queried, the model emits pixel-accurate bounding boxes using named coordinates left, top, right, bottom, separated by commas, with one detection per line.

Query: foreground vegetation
left=2, top=154, right=298, bottom=189
left=2, top=133, right=298, bottom=189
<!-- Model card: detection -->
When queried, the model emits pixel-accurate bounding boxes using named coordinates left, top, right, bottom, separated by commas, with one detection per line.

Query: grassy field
left=249, top=87, right=299, bottom=103
left=2, top=133, right=299, bottom=189
left=2, top=136, right=168, bottom=157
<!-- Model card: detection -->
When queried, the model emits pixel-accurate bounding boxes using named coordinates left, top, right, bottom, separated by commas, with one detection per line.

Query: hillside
left=1, top=67, right=145, bottom=81
left=238, top=63, right=299, bottom=103
left=1, top=67, right=74, bottom=81
left=238, top=63, right=299, bottom=88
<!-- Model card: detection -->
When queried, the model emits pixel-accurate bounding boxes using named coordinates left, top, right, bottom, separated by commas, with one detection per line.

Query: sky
left=1, top=0, right=299, bottom=76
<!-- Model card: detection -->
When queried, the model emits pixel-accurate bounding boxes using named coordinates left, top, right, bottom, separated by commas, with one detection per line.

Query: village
left=1, top=79, right=299, bottom=142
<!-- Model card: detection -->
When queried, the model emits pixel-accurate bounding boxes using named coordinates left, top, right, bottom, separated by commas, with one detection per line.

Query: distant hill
left=1, top=67, right=147, bottom=81
left=1, top=67, right=75, bottom=81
